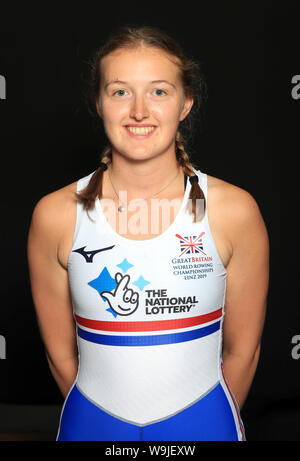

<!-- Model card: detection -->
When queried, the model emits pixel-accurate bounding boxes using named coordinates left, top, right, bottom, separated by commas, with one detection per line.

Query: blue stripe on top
left=77, top=320, right=220, bottom=346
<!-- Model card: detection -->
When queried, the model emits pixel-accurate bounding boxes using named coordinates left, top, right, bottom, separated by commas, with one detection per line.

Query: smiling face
left=96, top=46, right=193, bottom=162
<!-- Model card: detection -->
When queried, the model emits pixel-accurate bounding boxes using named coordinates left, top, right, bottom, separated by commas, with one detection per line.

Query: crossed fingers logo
left=101, top=272, right=139, bottom=316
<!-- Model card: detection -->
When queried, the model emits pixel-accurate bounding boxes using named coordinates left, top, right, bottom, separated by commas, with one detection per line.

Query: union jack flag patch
left=175, top=232, right=207, bottom=257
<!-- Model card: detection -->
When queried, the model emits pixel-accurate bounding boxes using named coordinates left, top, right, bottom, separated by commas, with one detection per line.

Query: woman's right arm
left=27, top=191, right=78, bottom=398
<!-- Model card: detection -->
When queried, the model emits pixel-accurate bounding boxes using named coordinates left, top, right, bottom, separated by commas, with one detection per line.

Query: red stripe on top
left=74, top=308, right=223, bottom=332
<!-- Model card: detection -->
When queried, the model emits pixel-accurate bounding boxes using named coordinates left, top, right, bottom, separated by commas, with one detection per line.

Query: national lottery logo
left=175, top=232, right=207, bottom=257
left=101, top=272, right=139, bottom=317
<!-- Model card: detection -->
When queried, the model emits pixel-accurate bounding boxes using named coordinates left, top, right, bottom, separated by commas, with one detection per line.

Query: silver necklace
left=108, top=166, right=182, bottom=212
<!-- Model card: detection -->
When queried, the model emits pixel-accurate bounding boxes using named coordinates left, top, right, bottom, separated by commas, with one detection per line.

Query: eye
left=153, top=89, right=166, bottom=96
left=113, top=89, right=128, bottom=97
left=131, top=293, right=138, bottom=303
left=123, top=289, right=133, bottom=303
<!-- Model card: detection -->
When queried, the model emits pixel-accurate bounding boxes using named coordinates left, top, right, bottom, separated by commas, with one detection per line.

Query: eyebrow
left=104, top=79, right=176, bottom=90
left=151, top=80, right=176, bottom=89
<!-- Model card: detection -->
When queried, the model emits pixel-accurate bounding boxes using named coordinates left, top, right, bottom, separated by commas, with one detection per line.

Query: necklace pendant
left=118, top=204, right=125, bottom=212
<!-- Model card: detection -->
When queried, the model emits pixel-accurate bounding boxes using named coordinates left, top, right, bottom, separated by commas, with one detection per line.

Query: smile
left=125, top=126, right=157, bottom=137
left=118, top=304, right=131, bottom=311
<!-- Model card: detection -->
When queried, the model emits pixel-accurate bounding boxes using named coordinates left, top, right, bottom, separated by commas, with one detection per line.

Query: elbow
left=223, top=342, right=261, bottom=367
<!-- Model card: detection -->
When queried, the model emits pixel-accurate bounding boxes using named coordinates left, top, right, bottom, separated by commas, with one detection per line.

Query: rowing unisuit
left=56, top=167, right=246, bottom=441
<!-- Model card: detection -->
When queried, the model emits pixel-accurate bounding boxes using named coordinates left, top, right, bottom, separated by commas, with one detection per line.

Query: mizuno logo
left=73, top=245, right=115, bottom=263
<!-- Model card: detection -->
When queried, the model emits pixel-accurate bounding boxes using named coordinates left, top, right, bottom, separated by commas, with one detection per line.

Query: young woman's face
left=97, top=46, right=193, bottom=162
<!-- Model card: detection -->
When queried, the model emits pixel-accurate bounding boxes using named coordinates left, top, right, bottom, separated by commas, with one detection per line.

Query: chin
left=120, top=149, right=158, bottom=162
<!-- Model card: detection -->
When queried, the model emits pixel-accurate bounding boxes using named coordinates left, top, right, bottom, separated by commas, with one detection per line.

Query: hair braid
left=176, top=131, right=206, bottom=222
left=75, top=145, right=112, bottom=212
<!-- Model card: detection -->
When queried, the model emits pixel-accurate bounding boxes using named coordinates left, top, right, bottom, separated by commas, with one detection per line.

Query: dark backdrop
left=0, top=1, right=299, bottom=441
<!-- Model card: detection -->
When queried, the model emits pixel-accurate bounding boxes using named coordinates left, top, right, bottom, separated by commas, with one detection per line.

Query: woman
left=27, top=25, right=269, bottom=441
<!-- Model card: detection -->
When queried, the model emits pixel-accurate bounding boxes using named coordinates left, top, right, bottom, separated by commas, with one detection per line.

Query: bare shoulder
left=29, top=180, right=78, bottom=248
left=207, top=174, right=269, bottom=258
left=207, top=174, right=263, bottom=222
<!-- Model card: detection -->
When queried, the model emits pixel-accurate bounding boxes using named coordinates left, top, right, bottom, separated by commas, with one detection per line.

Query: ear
left=95, top=96, right=103, bottom=119
left=179, top=95, right=194, bottom=122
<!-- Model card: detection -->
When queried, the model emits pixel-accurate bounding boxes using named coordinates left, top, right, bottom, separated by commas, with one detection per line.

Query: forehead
left=100, top=46, right=181, bottom=84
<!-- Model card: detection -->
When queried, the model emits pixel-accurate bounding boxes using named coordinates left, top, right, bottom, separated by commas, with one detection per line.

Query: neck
left=107, top=149, right=184, bottom=199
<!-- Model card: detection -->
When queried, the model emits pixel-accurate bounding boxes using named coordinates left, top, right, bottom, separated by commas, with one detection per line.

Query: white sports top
left=68, top=166, right=229, bottom=426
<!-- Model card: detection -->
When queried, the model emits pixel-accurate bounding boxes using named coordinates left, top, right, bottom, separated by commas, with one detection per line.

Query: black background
left=0, top=1, right=299, bottom=441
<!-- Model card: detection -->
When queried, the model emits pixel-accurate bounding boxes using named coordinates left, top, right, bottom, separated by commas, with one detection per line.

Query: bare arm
left=221, top=187, right=269, bottom=409
left=27, top=191, right=78, bottom=398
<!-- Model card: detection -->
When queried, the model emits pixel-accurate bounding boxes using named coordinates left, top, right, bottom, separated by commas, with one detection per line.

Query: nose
left=130, top=94, right=149, bottom=121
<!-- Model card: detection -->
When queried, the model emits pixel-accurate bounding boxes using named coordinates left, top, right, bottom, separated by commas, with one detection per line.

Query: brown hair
left=77, top=25, right=207, bottom=222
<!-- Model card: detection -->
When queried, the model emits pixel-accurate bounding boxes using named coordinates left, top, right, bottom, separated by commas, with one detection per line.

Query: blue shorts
left=57, top=383, right=244, bottom=441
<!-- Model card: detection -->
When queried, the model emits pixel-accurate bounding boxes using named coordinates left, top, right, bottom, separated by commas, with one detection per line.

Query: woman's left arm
left=222, top=188, right=269, bottom=410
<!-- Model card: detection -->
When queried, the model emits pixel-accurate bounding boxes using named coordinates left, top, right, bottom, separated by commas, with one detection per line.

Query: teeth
left=127, top=126, right=156, bottom=135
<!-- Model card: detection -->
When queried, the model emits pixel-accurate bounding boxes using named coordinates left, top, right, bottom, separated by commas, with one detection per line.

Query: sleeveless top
left=66, top=166, right=242, bottom=436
